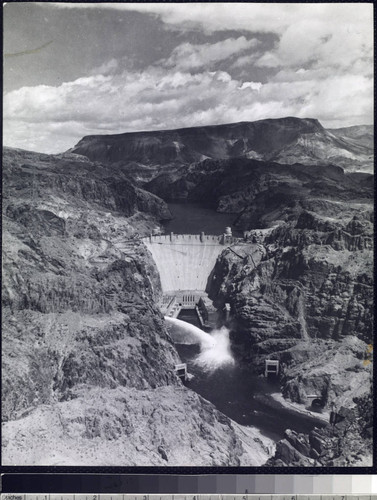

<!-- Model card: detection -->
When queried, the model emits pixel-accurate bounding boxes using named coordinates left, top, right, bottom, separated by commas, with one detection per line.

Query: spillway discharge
left=193, top=326, right=234, bottom=372
left=164, top=317, right=234, bottom=372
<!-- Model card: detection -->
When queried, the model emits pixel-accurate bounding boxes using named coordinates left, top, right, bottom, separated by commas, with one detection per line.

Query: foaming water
left=165, top=317, right=234, bottom=372
left=193, top=326, right=234, bottom=372
left=168, top=315, right=323, bottom=440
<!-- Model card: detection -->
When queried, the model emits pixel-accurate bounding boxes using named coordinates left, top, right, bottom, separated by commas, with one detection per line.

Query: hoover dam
left=143, top=231, right=234, bottom=292
left=143, top=230, right=234, bottom=318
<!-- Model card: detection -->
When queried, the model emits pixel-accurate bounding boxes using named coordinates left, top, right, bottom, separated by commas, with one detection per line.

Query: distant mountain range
left=328, top=124, right=374, bottom=149
left=70, top=117, right=374, bottom=180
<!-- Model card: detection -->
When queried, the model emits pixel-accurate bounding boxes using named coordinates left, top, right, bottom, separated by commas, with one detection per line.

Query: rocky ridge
left=70, top=118, right=373, bottom=180
left=2, top=147, right=271, bottom=466
left=146, top=157, right=373, bottom=230
left=328, top=125, right=374, bottom=150
left=4, top=385, right=271, bottom=466
left=265, top=390, right=373, bottom=467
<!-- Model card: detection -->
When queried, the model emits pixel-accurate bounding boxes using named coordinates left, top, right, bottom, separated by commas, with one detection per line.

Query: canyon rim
left=2, top=2, right=374, bottom=469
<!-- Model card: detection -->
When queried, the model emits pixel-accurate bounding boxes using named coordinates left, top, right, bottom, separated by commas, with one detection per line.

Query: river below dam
left=173, top=311, right=326, bottom=443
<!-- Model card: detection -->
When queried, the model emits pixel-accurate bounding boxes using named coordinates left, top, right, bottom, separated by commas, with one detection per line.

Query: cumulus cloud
left=89, top=58, right=119, bottom=76
left=231, top=52, right=264, bottom=69
left=4, top=57, right=372, bottom=153
left=238, top=81, right=262, bottom=91
left=163, top=37, right=259, bottom=71
left=51, top=3, right=372, bottom=77
left=4, top=3, right=373, bottom=153
left=256, top=18, right=373, bottom=72
left=51, top=2, right=295, bottom=33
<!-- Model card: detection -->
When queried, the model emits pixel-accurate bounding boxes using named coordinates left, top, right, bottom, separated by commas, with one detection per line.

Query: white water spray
left=193, top=326, right=234, bottom=372
left=164, top=317, right=234, bottom=372
left=164, top=316, right=215, bottom=348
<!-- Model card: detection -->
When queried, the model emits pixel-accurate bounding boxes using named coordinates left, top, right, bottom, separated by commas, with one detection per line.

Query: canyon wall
left=2, top=147, right=270, bottom=466
left=206, top=208, right=373, bottom=465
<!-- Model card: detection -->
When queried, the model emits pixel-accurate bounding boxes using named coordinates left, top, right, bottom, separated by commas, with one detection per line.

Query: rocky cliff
left=70, top=118, right=373, bottom=180
left=206, top=199, right=373, bottom=465
left=2, top=147, right=271, bottom=466
left=265, top=391, right=373, bottom=467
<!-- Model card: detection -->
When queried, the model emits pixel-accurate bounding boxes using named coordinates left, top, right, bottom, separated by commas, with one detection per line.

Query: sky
left=3, top=2, right=374, bottom=154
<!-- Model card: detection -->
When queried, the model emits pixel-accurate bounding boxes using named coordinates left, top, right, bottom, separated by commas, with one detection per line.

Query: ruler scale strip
left=1, top=495, right=376, bottom=500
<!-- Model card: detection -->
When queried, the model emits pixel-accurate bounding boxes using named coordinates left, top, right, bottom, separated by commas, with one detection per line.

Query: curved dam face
left=143, top=233, right=229, bottom=292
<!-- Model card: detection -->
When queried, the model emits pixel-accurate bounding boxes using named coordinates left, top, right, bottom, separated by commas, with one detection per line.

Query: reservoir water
left=163, top=202, right=241, bottom=235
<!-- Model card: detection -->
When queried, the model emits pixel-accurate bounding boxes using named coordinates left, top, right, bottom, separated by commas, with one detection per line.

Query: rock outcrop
left=266, top=391, right=373, bottom=466
left=208, top=212, right=373, bottom=352
left=4, top=385, right=270, bottom=466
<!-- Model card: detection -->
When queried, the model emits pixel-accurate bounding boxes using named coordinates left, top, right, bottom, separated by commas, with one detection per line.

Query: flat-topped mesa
left=69, top=117, right=325, bottom=166
left=75, top=117, right=323, bottom=143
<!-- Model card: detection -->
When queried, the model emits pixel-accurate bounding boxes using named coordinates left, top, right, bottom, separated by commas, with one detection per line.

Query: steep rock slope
left=146, top=157, right=373, bottom=225
left=207, top=207, right=373, bottom=369
left=70, top=117, right=373, bottom=179
left=2, top=147, right=270, bottom=466
left=4, top=385, right=271, bottom=466
left=206, top=203, right=373, bottom=465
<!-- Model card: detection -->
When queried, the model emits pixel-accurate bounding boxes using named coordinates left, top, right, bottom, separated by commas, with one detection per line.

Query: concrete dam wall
left=143, top=233, right=229, bottom=292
